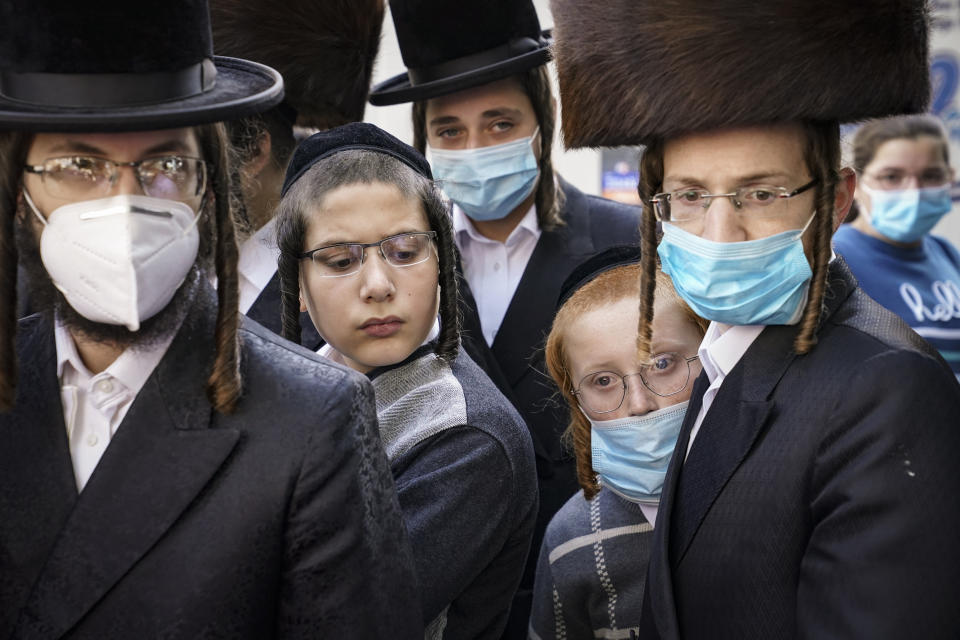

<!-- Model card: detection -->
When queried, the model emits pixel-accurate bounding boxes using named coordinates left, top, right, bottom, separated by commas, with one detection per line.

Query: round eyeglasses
left=651, top=179, right=818, bottom=223
left=300, top=231, right=438, bottom=278
left=574, top=353, right=700, bottom=414
left=24, top=155, right=208, bottom=203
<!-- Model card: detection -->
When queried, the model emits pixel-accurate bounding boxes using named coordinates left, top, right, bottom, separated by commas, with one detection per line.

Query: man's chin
left=52, top=269, right=200, bottom=352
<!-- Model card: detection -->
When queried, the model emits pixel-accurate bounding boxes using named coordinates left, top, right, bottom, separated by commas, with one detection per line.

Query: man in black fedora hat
left=370, top=3, right=640, bottom=635
left=210, top=0, right=386, bottom=349
left=550, top=1, right=960, bottom=638
left=0, top=2, right=422, bottom=638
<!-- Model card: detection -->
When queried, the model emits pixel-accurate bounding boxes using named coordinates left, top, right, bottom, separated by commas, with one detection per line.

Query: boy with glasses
left=370, top=3, right=641, bottom=633
left=0, top=2, right=420, bottom=638
left=550, top=1, right=960, bottom=638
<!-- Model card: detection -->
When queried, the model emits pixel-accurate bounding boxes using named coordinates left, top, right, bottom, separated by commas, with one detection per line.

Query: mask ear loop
left=21, top=189, right=48, bottom=227
left=796, top=210, right=817, bottom=239
left=181, top=192, right=208, bottom=235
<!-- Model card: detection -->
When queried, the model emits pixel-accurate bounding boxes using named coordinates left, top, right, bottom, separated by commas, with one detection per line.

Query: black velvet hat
left=282, top=122, right=433, bottom=196
left=368, top=0, right=551, bottom=106
left=557, top=245, right=642, bottom=311
left=0, top=0, right=283, bottom=131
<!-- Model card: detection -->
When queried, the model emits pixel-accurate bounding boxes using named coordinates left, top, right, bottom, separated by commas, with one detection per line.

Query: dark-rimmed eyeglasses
left=24, top=155, right=207, bottom=202
left=651, top=179, right=818, bottom=222
left=300, top=231, right=438, bottom=278
left=574, top=354, right=700, bottom=414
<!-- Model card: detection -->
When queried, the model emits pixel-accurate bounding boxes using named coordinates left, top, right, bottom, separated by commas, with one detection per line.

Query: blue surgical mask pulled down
left=862, top=184, right=952, bottom=243
left=588, top=401, right=687, bottom=504
left=429, top=129, right=540, bottom=221
left=657, top=215, right=815, bottom=326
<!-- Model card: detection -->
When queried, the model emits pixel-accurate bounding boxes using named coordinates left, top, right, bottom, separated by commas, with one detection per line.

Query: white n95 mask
left=25, top=192, right=200, bottom=331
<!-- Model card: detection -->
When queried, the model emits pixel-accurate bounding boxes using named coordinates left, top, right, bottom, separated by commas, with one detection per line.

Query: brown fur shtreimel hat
left=210, top=0, right=385, bottom=129
left=549, top=0, right=931, bottom=148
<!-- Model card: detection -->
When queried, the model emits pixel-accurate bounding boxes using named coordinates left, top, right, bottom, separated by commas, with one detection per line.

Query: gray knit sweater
left=529, top=487, right=653, bottom=640
left=369, top=345, right=538, bottom=640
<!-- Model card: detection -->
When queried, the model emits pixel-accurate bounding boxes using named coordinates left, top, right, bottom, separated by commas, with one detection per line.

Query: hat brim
left=0, top=57, right=283, bottom=132
left=369, top=45, right=550, bottom=107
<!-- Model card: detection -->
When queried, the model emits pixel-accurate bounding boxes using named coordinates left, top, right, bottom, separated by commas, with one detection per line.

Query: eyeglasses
left=863, top=169, right=952, bottom=190
left=24, top=155, right=207, bottom=202
left=651, top=179, right=818, bottom=222
left=300, top=231, right=438, bottom=278
left=574, top=353, right=700, bottom=414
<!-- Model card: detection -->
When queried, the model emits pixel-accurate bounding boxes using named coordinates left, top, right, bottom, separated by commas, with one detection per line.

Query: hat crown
left=390, top=0, right=542, bottom=71
left=0, top=0, right=213, bottom=75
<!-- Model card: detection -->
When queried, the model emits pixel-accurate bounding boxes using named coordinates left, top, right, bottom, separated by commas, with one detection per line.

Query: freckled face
left=299, top=181, right=440, bottom=373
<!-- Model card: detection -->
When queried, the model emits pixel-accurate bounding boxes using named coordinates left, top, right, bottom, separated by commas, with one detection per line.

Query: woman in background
left=530, top=247, right=707, bottom=639
left=834, top=114, right=960, bottom=379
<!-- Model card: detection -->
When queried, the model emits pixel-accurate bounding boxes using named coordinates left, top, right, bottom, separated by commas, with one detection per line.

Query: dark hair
left=0, top=124, right=243, bottom=414
left=637, top=121, right=840, bottom=358
left=227, top=105, right=298, bottom=172
left=411, top=65, right=566, bottom=231
left=275, top=149, right=459, bottom=361
left=852, top=113, right=950, bottom=175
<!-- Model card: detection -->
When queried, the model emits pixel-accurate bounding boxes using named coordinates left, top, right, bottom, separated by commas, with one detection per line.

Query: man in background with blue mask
left=0, top=1, right=421, bottom=637
left=552, top=0, right=960, bottom=638
left=370, top=1, right=640, bottom=636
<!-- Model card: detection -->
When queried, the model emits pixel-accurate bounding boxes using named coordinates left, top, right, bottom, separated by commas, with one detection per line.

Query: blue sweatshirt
left=834, top=224, right=960, bottom=378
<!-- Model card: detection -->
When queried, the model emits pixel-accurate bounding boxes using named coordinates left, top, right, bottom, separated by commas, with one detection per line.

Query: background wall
left=366, top=1, right=960, bottom=247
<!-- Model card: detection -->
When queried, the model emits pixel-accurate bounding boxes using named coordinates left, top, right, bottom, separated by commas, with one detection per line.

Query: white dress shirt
left=56, top=320, right=177, bottom=491
left=685, top=321, right=765, bottom=459
left=453, top=204, right=541, bottom=346
left=237, top=217, right=280, bottom=314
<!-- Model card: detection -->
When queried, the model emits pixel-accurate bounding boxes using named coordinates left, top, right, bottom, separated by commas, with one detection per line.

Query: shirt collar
left=697, top=321, right=765, bottom=384
left=237, top=217, right=280, bottom=291
left=55, top=315, right=179, bottom=395
left=452, top=203, right=541, bottom=248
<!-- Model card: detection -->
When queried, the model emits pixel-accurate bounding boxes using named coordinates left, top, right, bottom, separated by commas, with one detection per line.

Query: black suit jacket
left=456, top=179, right=640, bottom=639
left=0, top=284, right=422, bottom=639
left=641, top=259, right=960, bottom=639
left=245, top=270, right=324, bottom=350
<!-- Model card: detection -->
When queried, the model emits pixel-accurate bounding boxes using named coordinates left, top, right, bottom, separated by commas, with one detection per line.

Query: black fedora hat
left=0, top=0, right=283, bottom=132
left=368, top=0, right=551, bottom=106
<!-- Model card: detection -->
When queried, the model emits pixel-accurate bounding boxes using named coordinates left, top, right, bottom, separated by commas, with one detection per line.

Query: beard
left=16, top=209, right=203, bottom=353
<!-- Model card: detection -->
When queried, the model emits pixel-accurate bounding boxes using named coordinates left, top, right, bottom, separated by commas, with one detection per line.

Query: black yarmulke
left=282, top=122, right=433, bottom=196
left=556, top=245, right=642, bottom=311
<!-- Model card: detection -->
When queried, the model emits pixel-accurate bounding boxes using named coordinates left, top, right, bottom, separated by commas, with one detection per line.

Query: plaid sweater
left=529, top=487, right=653, bottom=640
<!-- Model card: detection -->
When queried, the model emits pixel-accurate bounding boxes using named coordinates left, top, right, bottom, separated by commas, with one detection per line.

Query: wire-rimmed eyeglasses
left=574, top=354, right=700, bottom=414
left=24, top=155, right=207, bottom=203
left=650, top=179, right=818, bottom=222
left=299, top=231, right=438, bottom=278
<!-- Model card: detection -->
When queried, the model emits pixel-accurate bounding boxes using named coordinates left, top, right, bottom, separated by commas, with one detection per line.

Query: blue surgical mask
left=657, top=216, right=815, bottom=326
left=429, top=128, right=540, bottom=221
left=863, top=184, right=952, bottom=243
left=588, top=401, right=687, bottom=504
